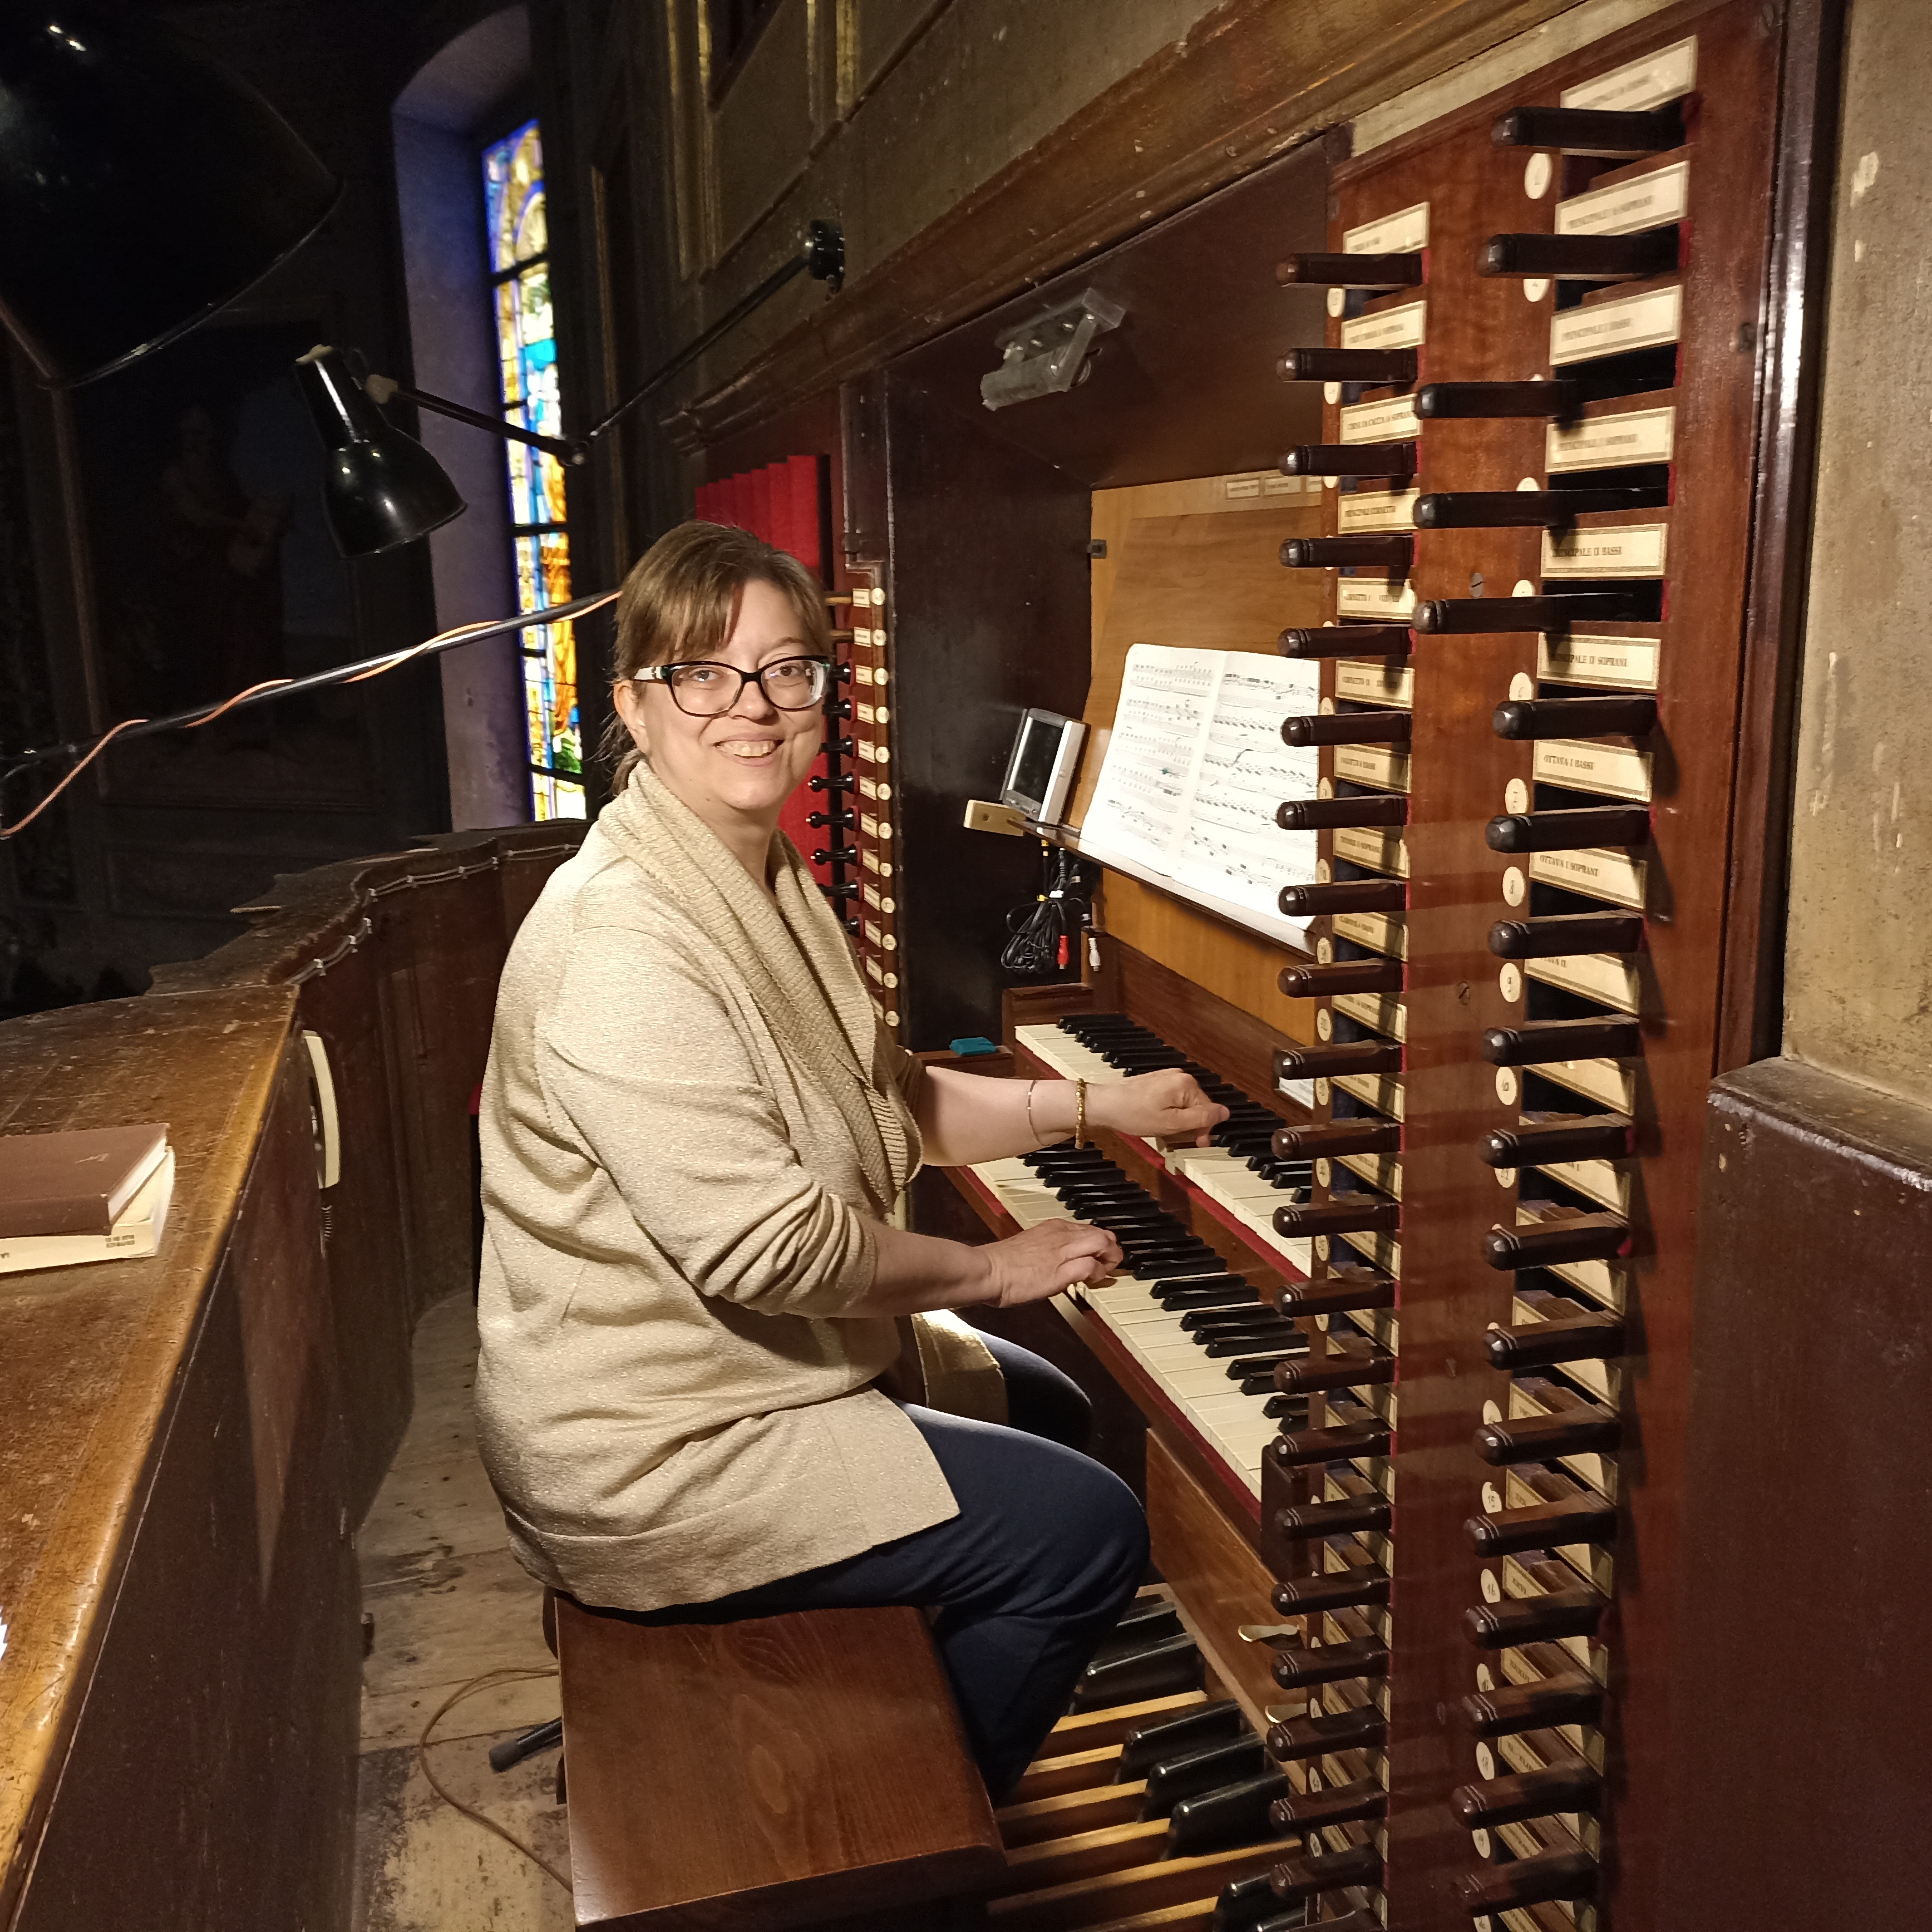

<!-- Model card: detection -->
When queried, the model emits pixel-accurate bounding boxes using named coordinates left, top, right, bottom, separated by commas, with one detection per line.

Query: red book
left=0, top=1123, right=170, bottom=1238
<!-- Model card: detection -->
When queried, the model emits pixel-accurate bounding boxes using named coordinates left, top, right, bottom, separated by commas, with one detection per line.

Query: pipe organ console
left=905, top=3, right=1826, bottom=1927
left=0, top=2, right=1836, bottom=1928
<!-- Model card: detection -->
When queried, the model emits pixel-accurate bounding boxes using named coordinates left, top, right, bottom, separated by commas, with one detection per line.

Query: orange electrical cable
left=0, top=717, right=149, bottom=840
left=182, top=678, right=295, bottom=728
left=416, top=1665, right=571, bottom=1892
left=1, top=590, right=620, bottom=841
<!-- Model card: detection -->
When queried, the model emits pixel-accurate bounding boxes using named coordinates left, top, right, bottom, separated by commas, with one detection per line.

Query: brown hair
left=600, top=520, right=832, bottom=791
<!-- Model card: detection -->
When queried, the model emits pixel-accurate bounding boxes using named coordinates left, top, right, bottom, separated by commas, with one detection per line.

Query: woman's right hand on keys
left=979, top=1218, right=1121, bottom=1308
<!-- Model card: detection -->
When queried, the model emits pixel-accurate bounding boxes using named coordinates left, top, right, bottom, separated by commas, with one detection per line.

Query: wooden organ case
left=870, top=3, right=1834, bottom=1928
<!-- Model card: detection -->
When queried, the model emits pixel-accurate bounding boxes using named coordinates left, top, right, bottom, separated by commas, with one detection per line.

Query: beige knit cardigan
left=475, top=763, right=998, bottom=1611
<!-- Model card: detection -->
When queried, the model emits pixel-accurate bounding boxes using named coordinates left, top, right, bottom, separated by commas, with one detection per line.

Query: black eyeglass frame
left=628, top=654, right=836, bottom=716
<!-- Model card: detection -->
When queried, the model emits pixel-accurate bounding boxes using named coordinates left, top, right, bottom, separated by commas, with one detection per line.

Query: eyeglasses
left=629, top=655, right=835, bottom=717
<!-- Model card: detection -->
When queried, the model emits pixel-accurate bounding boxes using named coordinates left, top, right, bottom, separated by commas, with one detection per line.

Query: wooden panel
left=1660, top=1057, right=1932, bottom=1929
left=1066, top=491, right=1328, bottom=1017
left=0, top=999, right=360, bottom=1932
left=1091, top=473, right=1329, bottom=655
left=876, top=368, right=1091, bottom=1047
left=674, top=0, right=1590, bottom=452
left=1145, top=1437, right=1282, bottom=1728
left=556, top=1599, right=1006, bottom=1930
left=1097, top=876, right=1320, bottom=1042
left=1082, top=504, right=1327, bottom=746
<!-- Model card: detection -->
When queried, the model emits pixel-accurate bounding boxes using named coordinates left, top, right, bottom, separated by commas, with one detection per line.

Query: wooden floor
left=352, top=1293, right=574, bottom=1931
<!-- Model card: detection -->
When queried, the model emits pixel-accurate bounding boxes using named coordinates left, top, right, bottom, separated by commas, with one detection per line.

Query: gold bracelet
left=1075, top=1078, right=1087, bottom=1149
left=1024, top=1080, right=1041, bottom=1147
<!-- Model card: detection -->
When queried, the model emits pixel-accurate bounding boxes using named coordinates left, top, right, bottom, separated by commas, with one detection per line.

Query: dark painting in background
left=71, top=318, right=377, bottom=811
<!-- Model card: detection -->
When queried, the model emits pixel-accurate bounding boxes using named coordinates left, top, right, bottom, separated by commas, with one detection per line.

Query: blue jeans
left=641, top=1334, right=1149, bottom=1798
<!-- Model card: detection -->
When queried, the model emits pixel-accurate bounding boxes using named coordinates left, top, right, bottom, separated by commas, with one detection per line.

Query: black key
left=1159, top=1287, right=1261, bottom=1310
left=1228, top=1350, right=1308, bottom=1378
left=1134, top=1254, right=1218, bottom=1279
left=1142, top=1736, right=1269, bottom=1816
left=1198, top=1329, right=1300, bottom=1357
left=1167, top=1771, right=1294, bottom=1855
left=1117, top=1699, right=1247, bottom=1777
left=1069, top=1631, right=1204, bottom=1710
left=1180, top=1305, right=1274, bottom=1330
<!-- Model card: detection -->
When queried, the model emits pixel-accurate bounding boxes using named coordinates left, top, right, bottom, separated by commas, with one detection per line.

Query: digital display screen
left=1008, top=716, right=1062, bottom=809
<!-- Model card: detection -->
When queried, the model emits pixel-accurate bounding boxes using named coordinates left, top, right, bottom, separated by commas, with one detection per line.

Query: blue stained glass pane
left=486, top=116, right=577, bottom=819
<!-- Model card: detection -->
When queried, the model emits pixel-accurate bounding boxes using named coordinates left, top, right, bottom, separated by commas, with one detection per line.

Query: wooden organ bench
left=550, top=1595, right=1003, bottom=1931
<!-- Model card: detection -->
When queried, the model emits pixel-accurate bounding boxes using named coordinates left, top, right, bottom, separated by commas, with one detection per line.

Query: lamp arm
left=363, top=374, right=586, bottom=464
left=581, top=216, right=846, bottom=445
left=0, top=588, right=620, bottom=811
left=354, top=219, right=844, bottom=469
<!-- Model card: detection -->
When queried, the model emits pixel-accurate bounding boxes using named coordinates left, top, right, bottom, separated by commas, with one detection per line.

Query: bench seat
left=555, top=1596, right=1005, bottom=1930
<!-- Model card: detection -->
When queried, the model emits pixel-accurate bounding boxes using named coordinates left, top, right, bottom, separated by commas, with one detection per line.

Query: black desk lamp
left=295, top=219, right=846, bottom=555
left=0, top=10, right=846, bottom=829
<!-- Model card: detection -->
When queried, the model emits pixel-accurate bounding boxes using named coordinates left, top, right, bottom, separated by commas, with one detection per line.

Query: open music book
left=1077, top=643, right=1320, bottom=940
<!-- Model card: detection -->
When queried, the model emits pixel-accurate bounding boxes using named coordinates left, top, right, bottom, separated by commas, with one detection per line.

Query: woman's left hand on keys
left=1090, top=1070, right=1230, bottom=1147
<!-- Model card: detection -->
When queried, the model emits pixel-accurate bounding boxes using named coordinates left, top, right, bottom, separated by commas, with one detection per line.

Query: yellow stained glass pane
left=496, top=283, right=523, bottom=403
left=538, top=451, right=568, bottom=525
left=524, top=667, right=548, bottom=769
left=539, top=531, right=571, bottom=606
left=549, top=619, right=579, bottom=771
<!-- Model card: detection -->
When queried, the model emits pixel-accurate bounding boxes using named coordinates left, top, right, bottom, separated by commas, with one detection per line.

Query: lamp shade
left=296, top=348, right=466, bottom=556
left=0, top=9, right=341, bottom=386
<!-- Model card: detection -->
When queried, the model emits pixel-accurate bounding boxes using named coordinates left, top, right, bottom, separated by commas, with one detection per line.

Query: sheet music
left=1080, top=644, right=1322, bottom=928
left=1081, top=645, right=1223, bottom=864
left=1174, top=654, right=1320, bottom=918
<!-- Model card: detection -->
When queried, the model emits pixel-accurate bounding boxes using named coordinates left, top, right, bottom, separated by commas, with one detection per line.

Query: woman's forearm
left=914, top=1064, right=1077, bottom=1167
left=847, top=1220, right=998, bottom=1315
left=846, top=1215, right=1124, bottom=1317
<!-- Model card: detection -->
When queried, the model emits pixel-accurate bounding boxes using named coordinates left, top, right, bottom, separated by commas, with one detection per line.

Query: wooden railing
left=0, top=822, right=587, bottom=1932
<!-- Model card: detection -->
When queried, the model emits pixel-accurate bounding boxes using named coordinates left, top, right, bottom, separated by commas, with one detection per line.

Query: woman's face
left=614, top=578, right=824, bottom=828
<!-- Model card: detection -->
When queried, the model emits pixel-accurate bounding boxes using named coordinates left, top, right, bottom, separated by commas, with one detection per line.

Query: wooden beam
left=667, top=0, right=1592, bottom=451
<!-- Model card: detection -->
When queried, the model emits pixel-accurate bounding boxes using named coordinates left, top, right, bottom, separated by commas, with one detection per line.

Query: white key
left=972, top=1144, right=1288, bottom=1496
left=1015, top=1023, right=1126, bottom=1084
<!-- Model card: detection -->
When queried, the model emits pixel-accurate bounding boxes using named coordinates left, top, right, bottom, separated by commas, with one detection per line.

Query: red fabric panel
left=746, top=466, right=773, bottom=544
left=782, top=454, right=821, bottom=573
left=762, top=460, right=795, bottom=561
left=701, top=456, right=835, bottom=889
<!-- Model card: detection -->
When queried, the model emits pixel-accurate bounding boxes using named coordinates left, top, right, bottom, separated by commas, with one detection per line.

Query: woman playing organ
left=474, top=520, right=1228, bottom=1795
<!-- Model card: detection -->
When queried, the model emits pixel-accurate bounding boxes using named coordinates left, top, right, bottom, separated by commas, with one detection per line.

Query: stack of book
left=0, top=1122, right=175, bottom=1276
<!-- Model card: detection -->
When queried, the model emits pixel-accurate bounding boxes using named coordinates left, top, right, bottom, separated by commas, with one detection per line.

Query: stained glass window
left=483, top=119, right=583, bottom=820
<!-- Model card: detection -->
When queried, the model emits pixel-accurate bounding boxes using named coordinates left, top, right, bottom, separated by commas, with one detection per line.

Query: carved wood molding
left=664, top=0, right=1585, bottom=451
